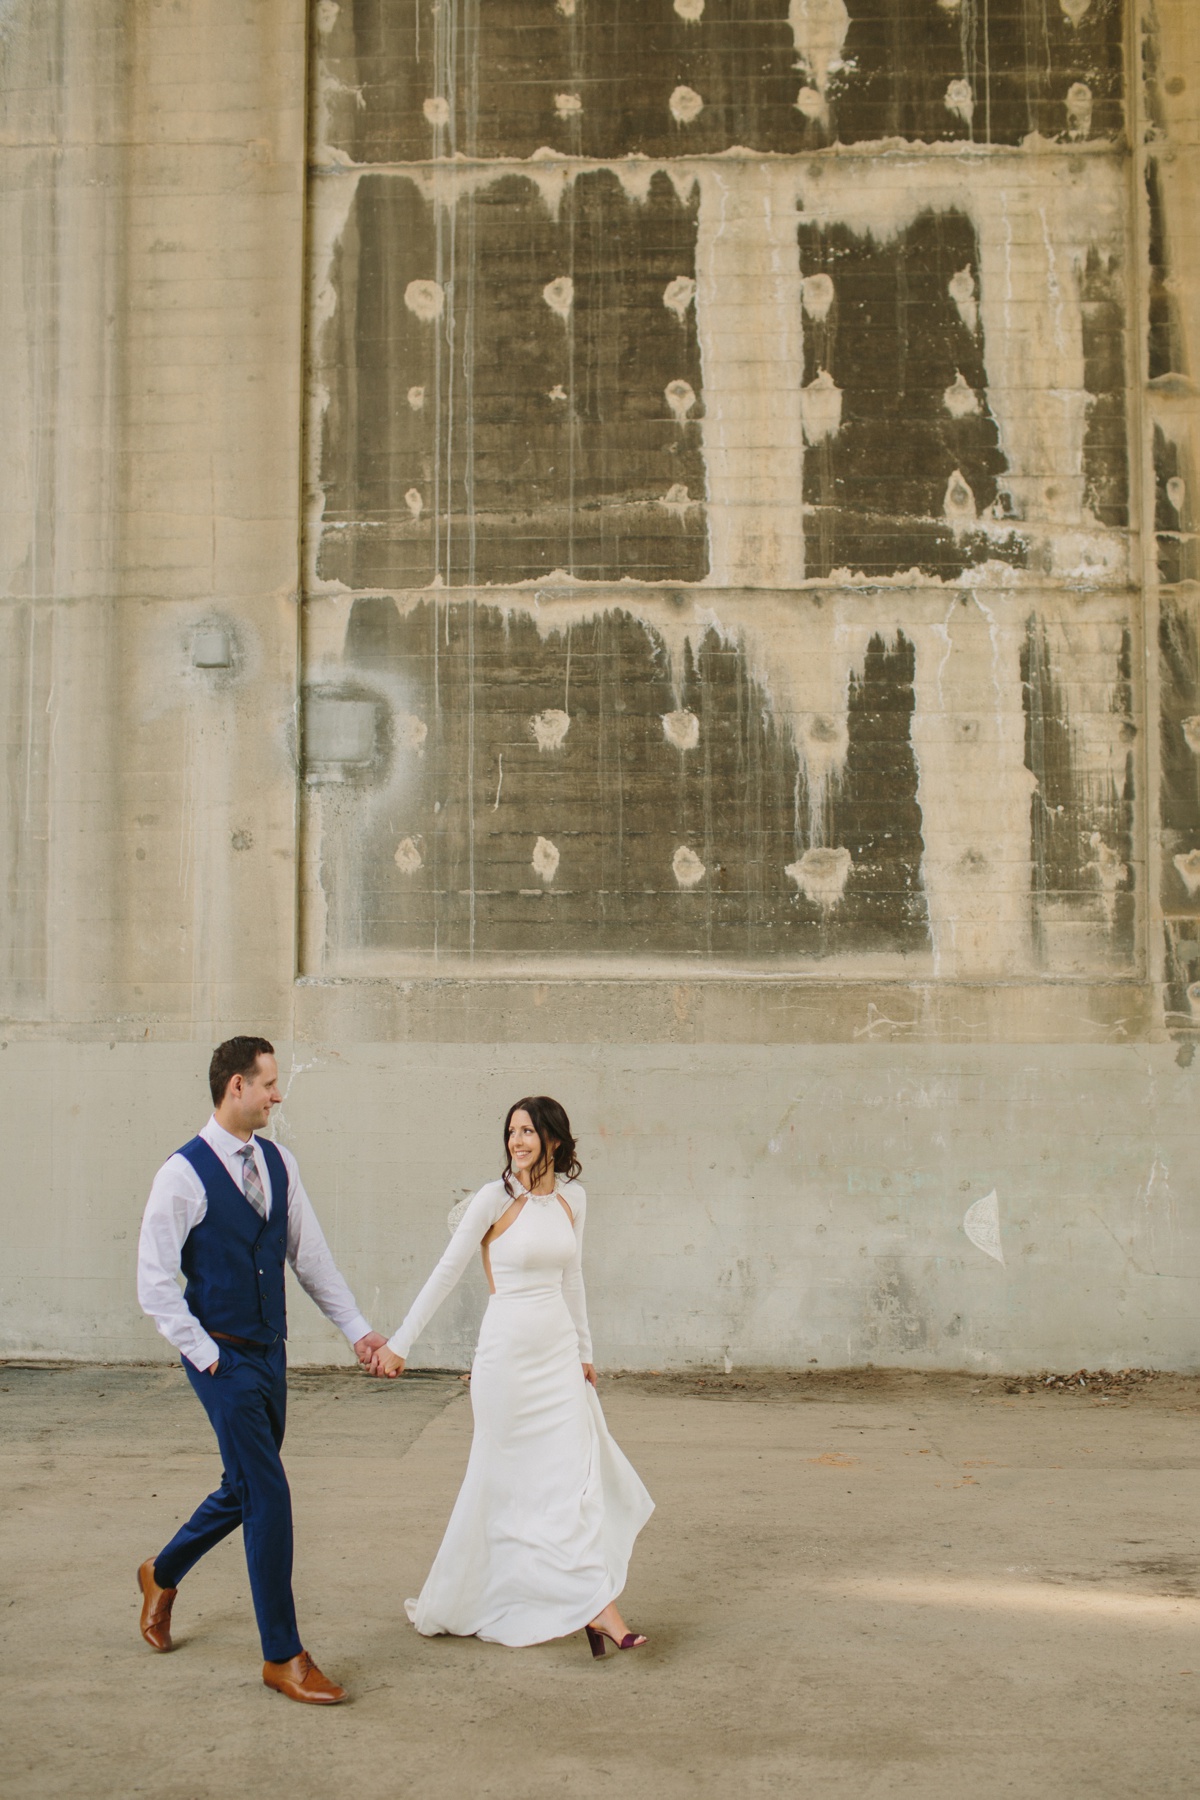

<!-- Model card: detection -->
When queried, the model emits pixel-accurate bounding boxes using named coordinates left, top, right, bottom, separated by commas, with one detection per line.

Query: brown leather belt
left=209, top=1330, right=261, bottom=1348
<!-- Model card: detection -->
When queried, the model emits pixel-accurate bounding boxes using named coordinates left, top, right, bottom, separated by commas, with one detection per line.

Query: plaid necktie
left=237, top=1143, right=268, bottom=1220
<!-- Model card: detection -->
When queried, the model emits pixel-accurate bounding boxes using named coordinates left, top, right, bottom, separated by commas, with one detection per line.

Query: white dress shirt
left=137, top=1115, right=372, bottom=1370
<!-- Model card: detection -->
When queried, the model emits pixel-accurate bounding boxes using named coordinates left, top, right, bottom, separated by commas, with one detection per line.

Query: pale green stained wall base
left=3, top=1042, right=1197, bottom=1374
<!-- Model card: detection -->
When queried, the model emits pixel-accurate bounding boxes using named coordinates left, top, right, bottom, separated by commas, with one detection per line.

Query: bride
left=372, top=1096, right=654, bottom=1656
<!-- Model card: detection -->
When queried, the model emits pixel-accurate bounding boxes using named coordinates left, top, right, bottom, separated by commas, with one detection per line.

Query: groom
left=136, top=1036, right=386, bottom=1704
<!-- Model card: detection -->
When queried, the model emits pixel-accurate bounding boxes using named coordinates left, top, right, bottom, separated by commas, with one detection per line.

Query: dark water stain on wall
left=1079, top=247, right=1128, bottom=530
left=797, top=209, right=1016, bottom=579
left=317, top=597, right=928, bottom=964
left=318, top=0, right=1123, bottom=163
left=1153, top=426, right=1197, bottom=588
left=1159, top=593, right=1200, bottom=920
left=1022, top=616, right=1135, bottom=967
left=315, top=171, right=706, bottom=587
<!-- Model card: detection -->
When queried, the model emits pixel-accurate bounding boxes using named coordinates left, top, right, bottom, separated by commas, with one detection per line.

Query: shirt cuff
left=341, top=1314, right=373, bottom=1347
left=185, top=1334, right=220, bottom=1371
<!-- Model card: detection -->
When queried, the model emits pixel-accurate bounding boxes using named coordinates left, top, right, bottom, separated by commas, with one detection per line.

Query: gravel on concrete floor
left=1, top=1364, right=1198, bottom=1800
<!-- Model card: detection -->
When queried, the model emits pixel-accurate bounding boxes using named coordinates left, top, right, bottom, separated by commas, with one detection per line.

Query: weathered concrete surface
left=1, top=1366, right=1198, bottom=1800
left=4, top=3, right=1200, bottom=1371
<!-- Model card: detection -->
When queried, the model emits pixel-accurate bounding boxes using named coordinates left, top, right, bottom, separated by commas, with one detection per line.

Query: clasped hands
left=353, top=1332, right=405, bottom=1379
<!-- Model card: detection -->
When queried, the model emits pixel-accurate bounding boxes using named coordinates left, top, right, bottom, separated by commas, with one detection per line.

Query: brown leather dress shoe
left=262, top=1651, right=348, bottom=1705
left=137, top=1558, right=178, bottom=1652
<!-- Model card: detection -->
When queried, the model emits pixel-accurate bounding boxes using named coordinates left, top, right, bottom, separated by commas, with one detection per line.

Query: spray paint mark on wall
left=963, top=1190, right=1004, bottom=1264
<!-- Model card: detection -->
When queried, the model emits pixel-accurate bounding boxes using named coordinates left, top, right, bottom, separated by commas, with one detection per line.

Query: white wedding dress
left=387, top=1177, right=654, bottom=1646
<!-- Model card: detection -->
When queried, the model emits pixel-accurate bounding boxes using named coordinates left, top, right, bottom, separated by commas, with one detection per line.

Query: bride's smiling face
left=508, top=1109, right=558, bottom=1186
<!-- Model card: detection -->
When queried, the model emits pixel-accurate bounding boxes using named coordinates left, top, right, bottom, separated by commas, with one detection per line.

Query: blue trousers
left=154, top=1341, right=302, bottom=1664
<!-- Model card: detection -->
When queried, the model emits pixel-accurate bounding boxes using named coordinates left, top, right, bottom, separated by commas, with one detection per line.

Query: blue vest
left=178, top=1135, right=289, bottom=1344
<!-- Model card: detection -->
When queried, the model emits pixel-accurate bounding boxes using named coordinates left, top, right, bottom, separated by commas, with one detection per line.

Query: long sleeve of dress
left=560, top=1183, right=593, bottom=1362
left=388, top=1182, right=509, bottom=1360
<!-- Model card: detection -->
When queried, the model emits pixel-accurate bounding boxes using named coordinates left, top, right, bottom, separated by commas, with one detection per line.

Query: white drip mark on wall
left=1181, top=716, right=1200, bottom=753
left=1066, top=82, right=1093, bottom=139
left=1059, top=0, right=1092, bottom=22
left=532, top=837, right=560, bottom=884
left=660, top=483, right=698, bottom=518
left=1086, top=833, right=1127, bottom=928
left=944, top=79, right=974, bottom=126
left=785, top=845, right=852, bottom=908
left=555, top=0, right=576, bottom=14
left=316, top=0, right=339, bottom=33
left=672, top=845, right=706, bottom=888
left=663, top=275, right=697, bottom=319
left=407, top=385, right=425, bottom=410
left=531, top=708, right=571, bottom=751
left=944, top=469, right=977, bottom=534
left=399, top=714, right=428, bottom=754
left=801, top=273, right=835, bottom=319
left=795, top=87, right=826, bottom=121
left=662, top=709, right=700, bottom=751
left=554, top=92, right=583, bottom=118
left=788, top=0, right=850, bottom=99
left=405, top=488, right=423, bottom=520
left=493, top=752, right=504, bottom=810
left=963, top=1191, right=1004, bottom=1265
left=1167, top=476, right=1186, bottom=514
left=548, top=383, right=567, bottom=401
left=948, top=268, right=978, bottom=334
left=423, top=97, right=450, bottom=126
left=674, top=0, right=704, bottom=17
left=943, top=371, right=981, bottom=418
left=1173, top=851, right=1200, bottom=897
left=404, top=279, right=444, bottom=322
left=394, top=837, right=423, bottom=874
left=666, top=379, right=697, bottom=423
left=801, top=369, right=843, bottom=441
left=542, top=276, right=574, bottom=318
left=669, top=86, right=704, bottom=124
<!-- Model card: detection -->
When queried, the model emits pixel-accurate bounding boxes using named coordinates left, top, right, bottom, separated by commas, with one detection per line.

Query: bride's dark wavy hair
left=502, top=1095, right=582, bottom=1193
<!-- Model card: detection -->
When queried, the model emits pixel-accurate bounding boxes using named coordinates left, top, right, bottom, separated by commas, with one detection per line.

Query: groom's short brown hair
left=209, top=1036, right=275, bottom=1106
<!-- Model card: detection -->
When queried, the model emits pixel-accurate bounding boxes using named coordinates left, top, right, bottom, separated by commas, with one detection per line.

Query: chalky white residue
left=1173, top=851, right=1200, bottom=897
left=548, top=383, right=568, bottom=401
left=1181, top=716, right=1200, bottom=754
left=675, top=0, right=705, bottom=18
left=943, top=469, right=977, bottom=534
left=673, top=845, right=706, bottom=888
left=407, top=385, right=425, bottom=410
left=795, top=88, right=826, bottom=122
left=669, top=86, right=704, bottom=124
left=1167, top=476, right=1186, bottom=514
left=554, top=93, right=583, bottom=119
left=394, top=836, right=423, bottom=874
left=663, top=275, right=697, bottom=319
left=963, top=1191, right=1004, bottom=1264
left=943, top=371, right=981, bottom=417
left=801, top=273, right=835, bottom=320
left=1059, top=0, right=1092, bottom=22
left=1086, top=833, right=1127, bottom=930
left=542, top=276, right=574, bottom=319
left=909, top=599, right=1036, bottom=978
left=404, top=279, right=444, bottom=322
left=555, top=0, right=576, bottom=14
left=531, top=708, right=571, bottom=751
left=1066, top=82, right=1093, bottom=140
left=666, top=379, right=697, bottom=424
left=532, top=837, right=561, bottom=883
left=801, top=369, right=843, bottom=442
left=399, top=714, right=428, bottom=754
left=944, top=80, right=974, bottom=127
left=948, top=267, right=978, bottom=334
left=662, top=709, right=700, bottom=751
left=785, top=845, right=852, bottom=908
left=423, top=97, right=450, bottom=127
left=316, top=1, right=339, bottom=33
left=788, top=0, right=850, bottom=100
left=660, top=483, right=699, bottom=519
left=405, top=488, right=423, bottom=520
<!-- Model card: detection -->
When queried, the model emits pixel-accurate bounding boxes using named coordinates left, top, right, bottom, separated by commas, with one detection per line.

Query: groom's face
left=229, top=1054, right=282, bottom=1132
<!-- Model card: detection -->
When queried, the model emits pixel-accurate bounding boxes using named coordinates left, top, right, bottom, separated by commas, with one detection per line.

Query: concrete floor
left=1, top=1365, right=1198, bottom=1800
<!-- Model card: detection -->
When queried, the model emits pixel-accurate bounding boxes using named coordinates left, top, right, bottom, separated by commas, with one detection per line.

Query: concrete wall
left=2, top=1, right=1200, bottom=1371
